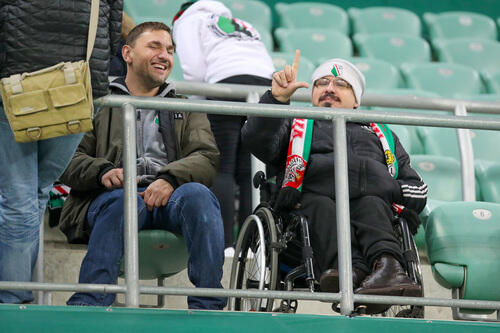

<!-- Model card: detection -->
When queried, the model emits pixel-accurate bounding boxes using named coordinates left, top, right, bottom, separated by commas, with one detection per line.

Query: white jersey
left=172, top=0, right=275, bottom=83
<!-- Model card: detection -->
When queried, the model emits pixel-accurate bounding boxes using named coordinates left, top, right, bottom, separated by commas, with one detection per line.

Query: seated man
left=242, top=51, right=427, bottom=307
left=59, top=21, right=226, bottom=310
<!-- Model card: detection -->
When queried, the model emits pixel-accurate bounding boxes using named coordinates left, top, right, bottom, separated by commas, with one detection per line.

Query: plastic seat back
left=424, top=12, right=497, bottom=41
left=124, top=0, right=185, bottom=24
left=350, top=57, right=402, bottom=90
left=400, top=62, right=483, bottom=98
left=349, top=7, right=421, bottom=36
left=483, top=71, right=500, bottom=94
left=120, top=230, right=188, bottom=280
left=418, top=126, right=500, bottom=164
left=475, top=160, right=500, bottom=203
left=270, top=52, right=315, bottom=83
left=170, top=53, right=185, bottom=81
left=275, top=2, right=348, bottom=33
left=275, top=28, right=352, bottom=64
left=433, top=38, right=500, bottom=77
left=426, top=201, right=500, bottom=313
left=219, top=0, right=272, bottom=33
left=411, top=155, right=463, bottom=202
left=353, top=33, right=431, bottom=67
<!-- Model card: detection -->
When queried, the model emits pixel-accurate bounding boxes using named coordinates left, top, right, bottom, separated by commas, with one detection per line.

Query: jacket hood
left=176, top=0, right=231, bottom=23
left=109, top=77, right=176, bottom=98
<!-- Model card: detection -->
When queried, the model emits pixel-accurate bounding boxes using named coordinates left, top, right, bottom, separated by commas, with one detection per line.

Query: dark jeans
left=296, top=193, right=403, bottom=276
left=67, top=183, right=226, bottom=310
left=208, top=75, right=272, bottom=247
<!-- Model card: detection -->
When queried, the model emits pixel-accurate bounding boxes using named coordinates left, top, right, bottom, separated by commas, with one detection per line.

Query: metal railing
left=2, top=82, right=500, bottom=318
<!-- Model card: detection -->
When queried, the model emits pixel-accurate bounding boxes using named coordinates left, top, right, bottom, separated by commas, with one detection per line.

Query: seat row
left=272, top=30, right=500, bottom=79
left=124, top=0, right=500, bottom=42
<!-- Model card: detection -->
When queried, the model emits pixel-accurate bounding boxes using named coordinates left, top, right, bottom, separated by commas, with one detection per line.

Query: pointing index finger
left=292, top=49, right=301, bottom=73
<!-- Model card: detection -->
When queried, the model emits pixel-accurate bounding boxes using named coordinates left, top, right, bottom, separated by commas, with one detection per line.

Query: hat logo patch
left=331, top=64, right=343, bottom=77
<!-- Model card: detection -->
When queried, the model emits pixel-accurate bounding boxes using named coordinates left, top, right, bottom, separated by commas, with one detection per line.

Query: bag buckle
left=67, top=120, right=81, bottom=133
left=26, top=127, right=42, bottom=140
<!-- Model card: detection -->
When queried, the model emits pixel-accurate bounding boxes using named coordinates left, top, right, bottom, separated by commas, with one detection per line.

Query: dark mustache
left=319, top=92, right=338, bottom=102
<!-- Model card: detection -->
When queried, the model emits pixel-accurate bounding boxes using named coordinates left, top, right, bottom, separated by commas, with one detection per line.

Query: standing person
left=0, top=0, right=123, bottom=304
left=242, top=51, right=427, bottom=313
left=172, top=0, right=275, bottom=254
left=59, top=22, right=226, bottom=310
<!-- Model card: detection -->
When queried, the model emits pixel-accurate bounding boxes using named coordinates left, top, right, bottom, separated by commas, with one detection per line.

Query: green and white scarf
left=282, top=120, right=399, bottom=190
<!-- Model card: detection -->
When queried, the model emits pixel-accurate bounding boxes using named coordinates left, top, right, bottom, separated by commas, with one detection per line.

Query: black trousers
left=295, top=193, right=403, bottom=276
left=208, top=75, right=272, bottom=247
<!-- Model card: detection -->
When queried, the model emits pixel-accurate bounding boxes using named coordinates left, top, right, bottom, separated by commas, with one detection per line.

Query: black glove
left=362, top=158, right=402, bottom=204
left=274, top=186, right=302, bottom=214
left=399, top=207, right=421, bottom=235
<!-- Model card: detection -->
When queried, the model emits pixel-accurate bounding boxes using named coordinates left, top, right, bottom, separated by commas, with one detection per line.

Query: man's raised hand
left=271, top=49, right=310, bottom=103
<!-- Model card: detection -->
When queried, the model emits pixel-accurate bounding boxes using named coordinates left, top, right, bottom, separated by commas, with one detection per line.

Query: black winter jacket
left=0, top=0, right=122, bottom=98
left=242, top=90, right=427, bottom=213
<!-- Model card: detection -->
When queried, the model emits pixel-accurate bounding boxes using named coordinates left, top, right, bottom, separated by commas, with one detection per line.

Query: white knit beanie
left=311, top=59, right=366, bottom=105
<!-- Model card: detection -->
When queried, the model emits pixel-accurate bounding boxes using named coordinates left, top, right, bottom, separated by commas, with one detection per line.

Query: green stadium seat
left=418, top=126, right=500, bottom=164
left=170, top=53, right=185, bottom=81
left=124, top=0, right=185, bottom=25
left=425, top=201, right=500, bottom=314
left=218, top=0, right=272, bottom=33
left=275, top=2, right=348, bottom=33
left=400, top=62, right=484, bottom=98
left=475, top=160, right=500, bottom=203
left=270, top=52, right=315, bottom=83
left=348, top=7, right=421, bottom=36
left=388, top=124, right=411, bottom=154
left=411, top=155, right=463, bottom=203
left=353, top=33, right=431, bottom=67
left=433, top=38, right=500, bottom=77
left=119, top=230, right=188, bottom=307
left=424, top=12, right=497, bottom=41
left=367, top=89, right=444, bottom=155
left=349, top=57, right=402, bottom=90
left=258, top=29, right=274, bottom=52
left=483, top=71, right=500, bottom=94
left=275, top=28, right=352, bottom=64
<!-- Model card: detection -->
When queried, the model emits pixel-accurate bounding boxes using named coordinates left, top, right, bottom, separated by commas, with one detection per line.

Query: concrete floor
left=41, top=215, right=493, bottom=321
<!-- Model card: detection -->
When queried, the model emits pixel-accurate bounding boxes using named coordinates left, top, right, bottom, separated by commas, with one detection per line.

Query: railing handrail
left=6, top=82, right=500, bottom=318
left=170, top=80, right=500, bottom=114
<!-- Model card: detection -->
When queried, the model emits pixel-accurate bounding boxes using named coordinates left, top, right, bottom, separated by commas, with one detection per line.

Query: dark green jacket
left=59, top=79, right=219, bottom=243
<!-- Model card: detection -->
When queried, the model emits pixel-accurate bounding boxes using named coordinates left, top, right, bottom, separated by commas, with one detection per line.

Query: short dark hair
left=125, top=21, right=172, bottom=47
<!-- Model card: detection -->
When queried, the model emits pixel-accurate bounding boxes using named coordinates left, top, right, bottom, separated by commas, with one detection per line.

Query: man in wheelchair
left=241, top=51, right=427, bottom=306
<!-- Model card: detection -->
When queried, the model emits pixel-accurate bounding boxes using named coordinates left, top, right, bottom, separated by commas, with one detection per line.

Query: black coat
left=242, top=90, right=427, bottom=214
left=0, top=0, right=123, bottom=98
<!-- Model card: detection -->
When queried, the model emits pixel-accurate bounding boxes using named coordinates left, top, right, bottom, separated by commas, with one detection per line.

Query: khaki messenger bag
left=0, top=0, right=99, bottom=143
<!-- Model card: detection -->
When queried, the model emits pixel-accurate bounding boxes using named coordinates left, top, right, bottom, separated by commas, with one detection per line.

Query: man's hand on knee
left=139, top=179, right=174, bottom=211
left=101, top=168, right=124, bottom=189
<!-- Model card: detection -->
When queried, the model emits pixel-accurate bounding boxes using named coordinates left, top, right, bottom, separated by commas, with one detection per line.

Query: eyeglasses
left=314, top=77, right=351, bottom=89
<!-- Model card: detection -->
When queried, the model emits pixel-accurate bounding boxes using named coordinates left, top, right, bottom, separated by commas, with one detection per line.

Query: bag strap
left=86, top=0, right=100, bottom=62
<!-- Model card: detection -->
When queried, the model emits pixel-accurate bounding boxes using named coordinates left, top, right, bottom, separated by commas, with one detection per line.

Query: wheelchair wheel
left=228, top=206, right=279, bottom=312
left=382, top=231, right=425, bottom=318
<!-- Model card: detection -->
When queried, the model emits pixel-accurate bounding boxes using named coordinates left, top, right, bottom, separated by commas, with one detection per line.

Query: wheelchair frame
left=228, top=173, right=424, bottom=317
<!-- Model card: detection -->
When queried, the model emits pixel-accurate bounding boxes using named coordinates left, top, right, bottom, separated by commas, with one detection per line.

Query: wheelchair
left=227, top=171, right=424, bottom=318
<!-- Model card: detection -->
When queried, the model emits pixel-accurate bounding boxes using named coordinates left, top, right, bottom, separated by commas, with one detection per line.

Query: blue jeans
left=67, top=183, right=226, bottom=310
left=0, top=105, right=82, bottom=303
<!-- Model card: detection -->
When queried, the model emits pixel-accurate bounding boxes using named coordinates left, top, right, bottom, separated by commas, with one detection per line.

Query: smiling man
left=58, top=22, right=226, bottom=310
left=242, top=51, right=427, bottom=314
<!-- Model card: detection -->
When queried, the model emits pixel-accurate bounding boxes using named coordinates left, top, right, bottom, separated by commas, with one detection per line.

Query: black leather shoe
left=320, top=268, right=367, bottom=293
left=354, top=254, right=422, bottom=297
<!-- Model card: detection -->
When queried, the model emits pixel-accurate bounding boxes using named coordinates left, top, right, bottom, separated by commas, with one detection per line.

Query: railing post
left=455, top=103, right=475, bottom=201
left=333, top=118, right=354, bottom=315
left=122, top=102, right=140, bottom=307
